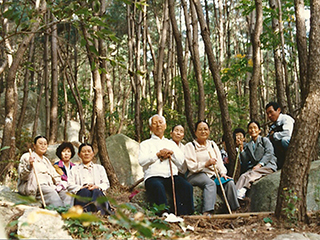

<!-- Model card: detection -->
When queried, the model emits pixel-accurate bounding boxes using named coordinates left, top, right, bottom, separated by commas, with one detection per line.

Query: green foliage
left=263, top=217, right=273, bottom=223
left=281, top=187, right=300, bottom=225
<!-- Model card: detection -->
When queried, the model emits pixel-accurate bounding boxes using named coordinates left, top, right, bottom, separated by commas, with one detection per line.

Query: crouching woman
left=68, top=143, right=112, bottom=215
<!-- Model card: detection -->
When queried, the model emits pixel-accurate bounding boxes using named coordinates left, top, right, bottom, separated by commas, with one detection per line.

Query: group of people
left=139, top=101, right=294, bottom=216
left=17, top=137, right=112, bottom=215
left=17, top=101, right=294, bottom=217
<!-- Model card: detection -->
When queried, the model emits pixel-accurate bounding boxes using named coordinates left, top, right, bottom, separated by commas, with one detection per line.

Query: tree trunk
left=294, top=0, right=308, bottom=105
left=181, top=0, right=205, bottom=121
left=32, top=72, right=44, bottom=140
left=16, top=37, right=35, bottom=139
left=269, top=0, right=287, bottom=113
left=192, top=0, right=237, bottom=178
left=275, top=0, right=320, bottom=222
left=44, top=11, right=50, bottom=138
left=168, top=0, right=195, bottom=138
left=0, top=0, right=47, bottom=180
left=81, top=21, right=121, bottom=189
left=249, top=0, right=263, bottom=121
left=57, top=49, right=86, bottom=142
left=155, top=0, right=169, bottom=116
left=277, top=0, right=293, bottom=115
left=49, top=18, right=58, bottom=144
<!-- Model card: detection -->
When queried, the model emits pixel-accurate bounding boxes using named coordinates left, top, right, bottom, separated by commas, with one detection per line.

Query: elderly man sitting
left=138, top=114, right=194, bottom=216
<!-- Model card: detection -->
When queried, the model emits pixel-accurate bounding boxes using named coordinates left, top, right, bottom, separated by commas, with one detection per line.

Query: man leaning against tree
left=265, top=102, right=295, bottom=169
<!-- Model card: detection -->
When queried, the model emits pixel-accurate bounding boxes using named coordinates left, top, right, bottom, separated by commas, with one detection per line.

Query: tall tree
left=249, top=0, right=263, bottom=121
left=80, top=1, right=121, bottom=188
left=168, top=0, right=195, bottom=138
left=49, top=16, right=58, bottom=144
left=275, top=0, right=320, bottom=222
left=269, top=0, right=287, bottom=112
left=192, top=0, right=237, bottom=178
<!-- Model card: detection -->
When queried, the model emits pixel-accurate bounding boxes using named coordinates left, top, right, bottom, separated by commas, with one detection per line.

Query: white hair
left=149, top=114, right=166, bottom=126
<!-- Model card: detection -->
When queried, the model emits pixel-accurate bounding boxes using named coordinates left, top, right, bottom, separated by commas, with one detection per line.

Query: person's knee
left=281, top=137, right=290, bottom=149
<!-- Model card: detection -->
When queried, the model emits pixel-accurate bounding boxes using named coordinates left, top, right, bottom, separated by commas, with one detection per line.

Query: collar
left=151, top=133, right=165, bottom=140
left=275, top=113, right=284, bottom=124
left=81, top=162, right=94, bottom=169
left=58, top=160, right=75, bottom=168
left=194, top=139, right=211, bottom=149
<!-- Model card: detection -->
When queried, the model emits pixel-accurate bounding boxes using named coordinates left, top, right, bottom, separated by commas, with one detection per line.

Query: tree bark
left=49, top=18, right=59, bottom=144
left=155, top=0, right=169, bottom=116
left=168, top=0, right=195, bottom=138
left=181, top=0, right=205, bottom=121
left=44, top=11, right=50, bottom=138
left=275, top=0, right=320, bottom=222
left=294, top=0, right=308, bottom=105
left=80, top=20, right=121, bottom=189
left=269, top=0, right=287, bottom=113
left=249, top=0, right=263, bottom=121
left=192, top=0, right=237, bottom=178
left=16, top=37, right=35, bottom=139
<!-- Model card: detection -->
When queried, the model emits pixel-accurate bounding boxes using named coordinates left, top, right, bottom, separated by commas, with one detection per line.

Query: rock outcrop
left=249, top=160, right=320, bottom=212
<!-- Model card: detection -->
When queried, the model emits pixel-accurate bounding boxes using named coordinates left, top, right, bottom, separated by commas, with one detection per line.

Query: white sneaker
left=237, top=188, right=247, bottom=200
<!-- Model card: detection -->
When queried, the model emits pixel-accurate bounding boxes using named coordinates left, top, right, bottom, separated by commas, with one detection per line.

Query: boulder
left=130, top=186, right=227, bottom=214
left=57, top=120, right=81, bottom=143
left=106, top=134, right=143, bottom=185
left=249, top=160, right=320, bottom=212
left=0, top=90, right=46, bottom=139
left=17, top=208, right=72, bottom=239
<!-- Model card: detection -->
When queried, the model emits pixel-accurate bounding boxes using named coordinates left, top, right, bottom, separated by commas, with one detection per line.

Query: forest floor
left=98, top=188, right=320, bottom=240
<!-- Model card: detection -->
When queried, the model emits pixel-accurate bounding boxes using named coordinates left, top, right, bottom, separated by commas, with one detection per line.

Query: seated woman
left=236, top=120, right=278, bottom=199
left=17, top=136, right=68, bottom=207
left=68, top=143, right=112, bottom=215
left=170, top=124, right=188, bottom=175
left=53, top=142, right=76, bottom=206
left=184, top=121, right=239, bottom=215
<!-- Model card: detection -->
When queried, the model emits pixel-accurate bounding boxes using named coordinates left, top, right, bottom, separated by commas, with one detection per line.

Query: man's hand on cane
left=157, top=148, right=173, bottom=162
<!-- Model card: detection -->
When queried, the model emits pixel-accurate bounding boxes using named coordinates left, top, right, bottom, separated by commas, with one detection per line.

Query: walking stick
left=168, top=155, right=177, bottom=216
left=232, top=149, right=241, bottom=179
left=208, top=152, right=232, bottom=214
left=29, top=149, right=46, bottom=208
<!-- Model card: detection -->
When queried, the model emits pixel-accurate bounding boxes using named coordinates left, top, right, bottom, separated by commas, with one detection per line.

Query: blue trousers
left=145, top=176, right=194, bottom=215
left=74, top=188, right=110, bottom=215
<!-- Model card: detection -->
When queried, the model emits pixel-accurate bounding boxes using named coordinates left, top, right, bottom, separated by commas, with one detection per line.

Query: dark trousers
left=74, top=188, right=110, bottom=215
left=270, top=139, right=287, bottom=169
left=145, top=176, right=194, bottom=215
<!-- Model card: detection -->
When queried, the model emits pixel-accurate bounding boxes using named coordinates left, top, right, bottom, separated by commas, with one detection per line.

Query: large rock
left=57, top=120, right=81, bottom=143
left=130, top=186, right=227, bottom=214
left=106, top=134, right=143, bottom=185
left=249, top=160, right=320, bottom=212
left=0, top=90, right=46, bottom=139
left=17, top=208, right=72, bottom=239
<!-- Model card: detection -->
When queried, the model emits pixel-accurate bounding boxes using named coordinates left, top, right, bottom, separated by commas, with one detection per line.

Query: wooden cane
left=29, top=149, right=46, bottom=208
left=208, top=151, right=232, bottom=214
left=168, top=155, right=177, bottom=216
left=232, top=149, right=241, bottom=179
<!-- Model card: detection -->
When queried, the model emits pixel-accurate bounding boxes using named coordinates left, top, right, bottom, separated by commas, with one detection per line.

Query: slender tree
left=249, top=0, right=263, bottom=121
left=192, top=0, right=237, bottom=178
left=168, top=0, right=195, bottom=138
